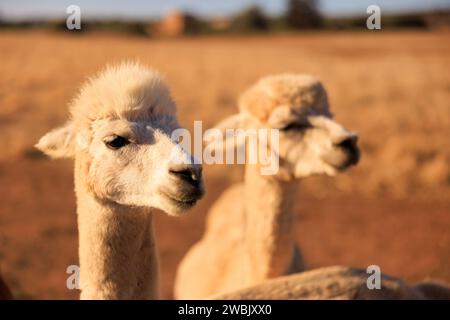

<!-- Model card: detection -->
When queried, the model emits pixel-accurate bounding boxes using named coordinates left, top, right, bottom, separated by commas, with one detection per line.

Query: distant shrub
left=285, top=0, right=323, bottom=30
left=383, top=14, right=427, bottom=28
left=230, top=6, right=269, bottom=32
left=325, top=13, right=430, bottom=31
left=83, top=21, right=148, bottom=36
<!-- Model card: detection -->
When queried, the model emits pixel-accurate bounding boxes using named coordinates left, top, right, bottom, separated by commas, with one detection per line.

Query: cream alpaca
left=175, top=74, right=360, bottom=299
left=36, top=62, right=204, bottom=299
left=213, top=266, right=450, bottom=300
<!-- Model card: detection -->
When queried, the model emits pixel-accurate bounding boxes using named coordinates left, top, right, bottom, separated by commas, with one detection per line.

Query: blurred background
left=0, top=0, right=449, bottom=299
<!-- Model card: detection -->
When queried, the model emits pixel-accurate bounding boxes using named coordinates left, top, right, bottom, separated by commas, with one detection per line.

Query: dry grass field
left=0, top=30, right=449, bottom=299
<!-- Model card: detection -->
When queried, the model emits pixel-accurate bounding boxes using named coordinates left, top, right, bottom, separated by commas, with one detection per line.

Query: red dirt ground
left=0, top=31, right=448, bottom=299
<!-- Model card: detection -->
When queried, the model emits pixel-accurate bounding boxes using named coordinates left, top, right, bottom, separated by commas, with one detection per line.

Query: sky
left=1, top=0, right=449, bottom=21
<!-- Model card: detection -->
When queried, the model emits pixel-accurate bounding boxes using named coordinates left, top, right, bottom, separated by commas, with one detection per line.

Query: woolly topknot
left=70, top=61, right=176, bottom=128
left=238, top=74, right=330, bottom=122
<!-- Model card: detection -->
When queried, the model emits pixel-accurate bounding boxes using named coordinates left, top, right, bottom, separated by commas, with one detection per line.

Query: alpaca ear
left=213, top=112, right=250, bottom=132
left=204, top=112, right=251, bottom=152
left=35, top=122, right=77, bottom=159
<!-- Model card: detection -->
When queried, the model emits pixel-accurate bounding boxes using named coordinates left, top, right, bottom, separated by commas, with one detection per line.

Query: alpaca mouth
left=160, top=190, right=200, bottom=209
left=327, top=155, right=359, bottom=171
left=339, top=148, right=360, bottom=169
left=323, top=147, right=360, bottom=171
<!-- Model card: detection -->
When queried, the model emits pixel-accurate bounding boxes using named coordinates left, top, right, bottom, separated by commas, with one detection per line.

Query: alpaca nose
left=335, top=135, right=358, bottom=152
left=335, top=135, right=360, bottom=164
left=169, top=164, right=202, bottom=187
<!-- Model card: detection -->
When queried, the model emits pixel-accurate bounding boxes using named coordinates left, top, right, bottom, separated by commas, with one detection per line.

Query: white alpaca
left=175, top=74, right=360, bottom=299
left=36, top=62, right=204, bottom=299
left=213, top=266, right=450, bottom=300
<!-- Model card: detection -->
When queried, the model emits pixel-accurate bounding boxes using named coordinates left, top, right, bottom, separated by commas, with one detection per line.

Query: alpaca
left=36, top=62, right=204, bottom=299
left=175, top=74, right=360, bottom=299
left=212, top=266, right=450, bottom=300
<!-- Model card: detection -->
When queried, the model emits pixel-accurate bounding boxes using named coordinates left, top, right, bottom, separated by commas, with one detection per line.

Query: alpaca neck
left=74, top=161, right=159, bottom=299
left=243, top=164, right=298, bottom=282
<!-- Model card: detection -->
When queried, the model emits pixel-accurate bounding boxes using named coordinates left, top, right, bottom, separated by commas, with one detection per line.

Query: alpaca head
left=215, top=74, right=359, bottom=181
left=36, top=62, right=204, bottom=215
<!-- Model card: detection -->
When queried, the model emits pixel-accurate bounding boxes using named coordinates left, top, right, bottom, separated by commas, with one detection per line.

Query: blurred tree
left=231, top=6, right=269, bottom=32
left=285, top=0, right=323, bottom=29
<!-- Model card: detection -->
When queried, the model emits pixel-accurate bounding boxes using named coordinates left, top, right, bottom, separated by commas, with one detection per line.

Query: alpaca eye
left=104, top=136, right=130, bottom=150
left=280, top=122, right=311, bottom=132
